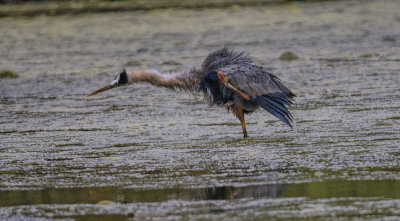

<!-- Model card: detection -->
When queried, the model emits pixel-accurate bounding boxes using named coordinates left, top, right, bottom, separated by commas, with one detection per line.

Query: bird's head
left=202, top=46, right=252, bottom=73
left=86, top=69, right=128, bottom=97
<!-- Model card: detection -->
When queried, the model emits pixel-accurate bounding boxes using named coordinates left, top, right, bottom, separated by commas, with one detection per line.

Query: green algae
left=279, top=51, right=299, bottom=60
left=222, top=136, right=293, bottom=145
left=196, top=122, right=241, bottom=126
left=125, top=60, right=141, bottom=67
left=0, top=69, right=19, bottom=78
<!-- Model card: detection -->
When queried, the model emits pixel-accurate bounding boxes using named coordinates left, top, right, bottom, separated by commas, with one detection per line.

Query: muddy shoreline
left=1, top=0, right=399, bottom=219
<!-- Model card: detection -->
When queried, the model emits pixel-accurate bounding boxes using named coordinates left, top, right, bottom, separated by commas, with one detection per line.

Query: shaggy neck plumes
left=126, top=67, right=203, bottom=91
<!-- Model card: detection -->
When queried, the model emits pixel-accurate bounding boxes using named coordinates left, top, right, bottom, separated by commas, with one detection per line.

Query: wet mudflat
left=1, top=0, right=400, bottom=220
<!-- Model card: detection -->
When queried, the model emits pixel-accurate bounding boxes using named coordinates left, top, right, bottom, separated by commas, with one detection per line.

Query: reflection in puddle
left=2, top=180, right=400, bottom=207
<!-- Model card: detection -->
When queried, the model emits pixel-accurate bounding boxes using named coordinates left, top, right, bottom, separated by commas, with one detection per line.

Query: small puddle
left=2, top=180, right=399, bottom=207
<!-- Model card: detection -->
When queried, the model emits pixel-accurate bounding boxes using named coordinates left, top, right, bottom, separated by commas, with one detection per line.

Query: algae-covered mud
left=1, top=0, right=400, bottom=220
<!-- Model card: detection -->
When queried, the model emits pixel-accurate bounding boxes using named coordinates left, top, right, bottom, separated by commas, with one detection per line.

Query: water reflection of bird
left=86, top=47, right=295, bottom=138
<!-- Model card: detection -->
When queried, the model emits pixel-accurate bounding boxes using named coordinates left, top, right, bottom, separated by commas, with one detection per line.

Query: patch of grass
left=223, top=136, right=293, bottom=145
left=362, top=131, right=395, bottom=136
left=45, top=157, right=74, bottom=161
left=55, top=143, right=84, bottom=147
left=184, top=169, right=212, bottom=176
left=319, top=57, right=355, bottom=62
left=113, top=142, right=141, bottom=148
left=279, top=51, right=299, bottom=61
left=348, top=108, right=372, bottom=112
left=196, top=122, right=240, bottom=126
left=296, top=167, right=400, bottom=179
left=295, top=101, right=335, bottom=110
left=0, top=69, right=18, bottom=78
left=357, top=166, right=400, bottom=172
left=374, top=122, right=393, bottom=126
left=371, top=137, right=399, bottom=142
left=126, top=60, right=141, bottom=66
left=382, top=35, right=396, bottom=42
left=296, top=120, right=315, bottom=123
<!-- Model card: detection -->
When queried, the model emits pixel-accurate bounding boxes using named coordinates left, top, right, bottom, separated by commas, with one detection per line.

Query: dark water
left=1, top=0, right=400, bottom=220
left=3, top=180, right=400, bottom=207
left=2, top=180, right=400, bottom=220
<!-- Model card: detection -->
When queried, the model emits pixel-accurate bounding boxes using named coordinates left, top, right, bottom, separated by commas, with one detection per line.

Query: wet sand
left=1, top=0, right=400, bottom=219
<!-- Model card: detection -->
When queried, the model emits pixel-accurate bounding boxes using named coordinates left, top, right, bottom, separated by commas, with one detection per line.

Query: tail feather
left=265, top=96, right=294, bottom=120
left=267, top=92, right=294, bottom=106
left=251, top=93, right=294, bottom=128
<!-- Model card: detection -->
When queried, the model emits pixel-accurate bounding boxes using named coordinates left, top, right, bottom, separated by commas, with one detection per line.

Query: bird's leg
left=231, top=104, right=248, bottom=138
left=217, top=71, right=250, bottom=101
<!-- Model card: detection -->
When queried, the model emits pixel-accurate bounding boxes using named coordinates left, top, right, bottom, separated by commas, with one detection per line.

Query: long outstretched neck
left=126, top=68, right=202, bottom=91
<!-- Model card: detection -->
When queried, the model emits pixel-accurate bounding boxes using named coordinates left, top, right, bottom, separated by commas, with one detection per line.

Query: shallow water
left=1, top=0, right=400, bottom=220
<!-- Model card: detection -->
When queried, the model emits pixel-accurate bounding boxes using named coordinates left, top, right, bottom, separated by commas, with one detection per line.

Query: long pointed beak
left=86, top=84, right=116, bottom=97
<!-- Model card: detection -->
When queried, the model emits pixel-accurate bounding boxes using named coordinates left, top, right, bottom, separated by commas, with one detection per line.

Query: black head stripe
left=119, top=69, right=128, bottom=85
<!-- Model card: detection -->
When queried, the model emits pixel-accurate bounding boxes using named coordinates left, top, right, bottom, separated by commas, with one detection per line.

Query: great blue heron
left=86, top=47, right=295, bottom=138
